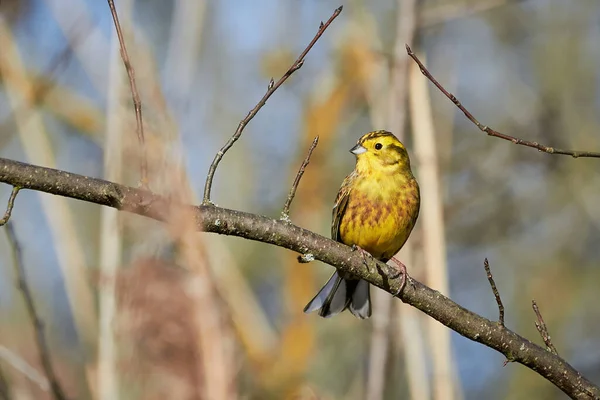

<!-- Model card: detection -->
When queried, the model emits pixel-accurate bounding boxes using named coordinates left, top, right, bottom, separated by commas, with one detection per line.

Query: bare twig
left=405, top=45, right=600, bottom=159
left=202, top=6, right=343, bottom=205
left=532, top=300, right=558, bottom=355
left=6, top=223, right=67, bottom=400
left=483, top=258, right=504, bottom=326
left=281, top=136, right=319, bottom=220
left=106, top=0, right=148, bottom=187
left=0, top=187, right=19, bottom=226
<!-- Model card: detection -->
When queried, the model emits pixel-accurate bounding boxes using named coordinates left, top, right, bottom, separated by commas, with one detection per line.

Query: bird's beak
left=350, top=144, right=367, bottom=155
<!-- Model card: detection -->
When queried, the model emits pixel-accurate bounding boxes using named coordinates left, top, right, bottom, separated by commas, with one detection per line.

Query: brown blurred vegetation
left=1, top=1, right=600, bottom=399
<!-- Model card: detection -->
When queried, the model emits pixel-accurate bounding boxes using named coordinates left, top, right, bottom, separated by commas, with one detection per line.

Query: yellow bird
left=304, top=130, right=420, bottom=319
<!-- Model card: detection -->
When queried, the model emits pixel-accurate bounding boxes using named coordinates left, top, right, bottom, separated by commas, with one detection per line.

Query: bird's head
left=350, top=130, right=412, bottom=174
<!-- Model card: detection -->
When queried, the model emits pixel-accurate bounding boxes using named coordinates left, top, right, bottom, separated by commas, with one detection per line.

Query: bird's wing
left=331, top=172, right=355, bottom=241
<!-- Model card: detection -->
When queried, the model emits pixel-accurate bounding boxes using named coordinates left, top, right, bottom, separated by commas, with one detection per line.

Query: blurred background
left=1, top=0, right=600, bottom=399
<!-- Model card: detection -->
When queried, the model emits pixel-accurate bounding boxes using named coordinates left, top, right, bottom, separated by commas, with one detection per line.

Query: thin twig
left=405, top=45, right=600, bottom=159
left=532, top=300, right=558, bottom=355
left=0, top=187, right=19, bottom=226
left=202, top=6, right=343, bottom=205
left=281, top=136, right=319, bottom=220
left=483, top=258, right=504, bottom=326
left=106, top=0, right=148, bottom=187
left=6, top=223, right=68, bottom=400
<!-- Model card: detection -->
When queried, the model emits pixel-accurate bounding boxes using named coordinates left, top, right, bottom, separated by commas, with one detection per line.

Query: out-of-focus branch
left=0, top=33, right=80, bottom=133
left=106, top=0, right=148, bottom=187
left=0, top=157, right=598, bottom=399
left=532, top=300, right=558, bottom=356
left=0, top=362, right=8, bottom=400
left=5, top=223, right=67, bottom=400
left=202, top=6, right=343, bottom=205
left=0, top=187, right=19, bottom=226
left=406, top=45, right=600, bottom=159
left=42, top=0, right=108, bottom=92
left=484, top=258, right=504, bottom=326
left=281, top=136, right=319, bottom=220
left=420, top=0, right=520, bottom=28
left=164, top=0, right=207, bottom=111
left=0, top=345, right=49, bottom=392
left=0, top=16, right=98, bottom=374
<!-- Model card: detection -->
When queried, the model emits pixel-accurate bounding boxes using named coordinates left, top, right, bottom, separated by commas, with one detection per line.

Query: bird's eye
left=375, top=143, right=383, bottom=150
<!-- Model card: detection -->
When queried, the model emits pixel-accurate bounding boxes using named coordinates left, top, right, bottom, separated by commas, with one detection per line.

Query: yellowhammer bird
left=304, top=130, right=420, bottom=319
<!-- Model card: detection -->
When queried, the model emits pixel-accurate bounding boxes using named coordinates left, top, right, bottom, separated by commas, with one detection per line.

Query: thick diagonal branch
left=0, top=157, right=597, bottom=399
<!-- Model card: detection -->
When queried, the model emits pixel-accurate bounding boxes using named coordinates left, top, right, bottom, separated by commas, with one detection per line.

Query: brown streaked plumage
left=304, top=130, right=420, bottom=319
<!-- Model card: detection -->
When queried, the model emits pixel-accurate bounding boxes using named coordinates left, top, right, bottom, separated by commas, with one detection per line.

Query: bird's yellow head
left=350, top=130, right=412, bottom=174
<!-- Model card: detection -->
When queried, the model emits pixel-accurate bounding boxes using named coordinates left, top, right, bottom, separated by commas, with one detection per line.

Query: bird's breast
left=338, top=176, right=419, bottom=260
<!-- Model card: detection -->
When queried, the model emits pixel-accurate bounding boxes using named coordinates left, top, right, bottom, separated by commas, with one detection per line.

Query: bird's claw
left=352, top=245, right=376, bottom=274
left=389, top=256, right=409, bottom=296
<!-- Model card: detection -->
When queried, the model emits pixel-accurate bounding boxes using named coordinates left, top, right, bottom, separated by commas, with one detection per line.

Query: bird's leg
left=389, top=256, right=410, bottom=296
left=351, top=244, right=376, bottom=274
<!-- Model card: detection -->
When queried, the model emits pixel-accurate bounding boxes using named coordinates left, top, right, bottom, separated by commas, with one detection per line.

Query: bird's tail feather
left=303, top=271, right=371, bottom=319
left=348, top=279, right=371, bottom=319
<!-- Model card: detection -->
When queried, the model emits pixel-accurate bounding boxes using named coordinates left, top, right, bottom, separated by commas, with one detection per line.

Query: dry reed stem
left=366, top=1, right=419, bottom=399
left=409, top=50, right=457, bottom=400
left=0, top=344, right=49, bottom=392
left=97, top=1, right=132, bottom=396
left=0, top=18, right=98, bottom=359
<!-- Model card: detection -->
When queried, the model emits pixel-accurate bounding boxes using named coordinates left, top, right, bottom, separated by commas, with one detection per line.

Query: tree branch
left=202, top=6, right=342, bottom=205
left=0, top=156, right=597, bottom=399
left=405, top=45, right=600, bottom=159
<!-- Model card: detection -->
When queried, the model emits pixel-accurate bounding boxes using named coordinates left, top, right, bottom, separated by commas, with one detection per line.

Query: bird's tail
left=303, top=271, right=371, bottom=319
